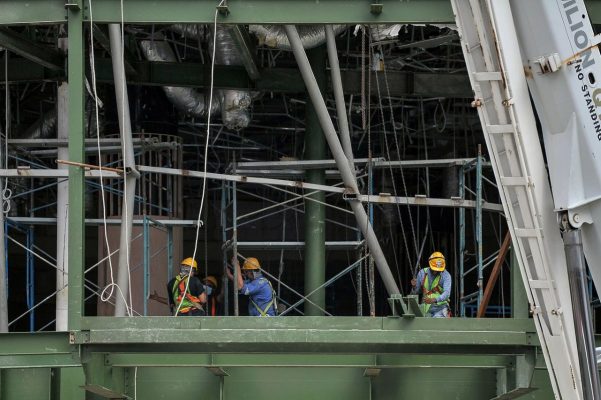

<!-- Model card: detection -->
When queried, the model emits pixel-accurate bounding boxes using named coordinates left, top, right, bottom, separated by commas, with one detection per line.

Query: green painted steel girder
left=68, top=316, right=539, bottom=351
left=4, top=1, right=601, bottom=25
left=104, top=353, right=518, bottom=369
left=1, top=58, right=472, bottom=96
left=0, top=27, right=63, bottom=70
left=83, top=0, right=456, bottom=24
left=0, top=333, right=79, bottom=369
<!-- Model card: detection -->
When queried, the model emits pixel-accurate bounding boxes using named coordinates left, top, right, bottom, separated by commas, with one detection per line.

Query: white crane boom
left=452, top=1, right=601, bottom=398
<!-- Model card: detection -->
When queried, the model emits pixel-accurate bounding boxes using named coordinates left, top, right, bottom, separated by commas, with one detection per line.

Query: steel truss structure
left=0, top=0, right=590, bottom=399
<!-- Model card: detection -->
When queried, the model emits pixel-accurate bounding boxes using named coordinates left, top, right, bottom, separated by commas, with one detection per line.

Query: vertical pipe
left=56, top=41, right=69, bottom=329
left=285, top=25, right=400, bottom=297
left=476, top=148, right=483, bottom=309
left=458, top=165, right=466, bottom=317
left=304, top=46, right=327, bottom=316
left=564, top=228, right=601, bottom=400
left=143, top=216, right=149, bottom=316
left=368, top=161, right=375, bottom=316
left=0, top=51, right=8, bottom=332
left=356, top=230, right=363, bottom=316
left=167, top=227, right=173, bottom=283
left=221, top=181, right=229, bottom=316
left=233, top=180, right=239, bottom=316
left=109, top=24, right=139, bottom=317
left=27, top=227, right=34, bottom=331
left=67, top=6, right=85, bottom=330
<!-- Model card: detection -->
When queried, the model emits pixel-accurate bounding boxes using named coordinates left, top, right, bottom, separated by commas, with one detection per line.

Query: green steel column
left=510, top=250, right=528, bottom=318
left=304, top=46, right=327, bottom=316
left=58, top=367, right=85, bottom=400
left=67, top=3, right=85, bottom=330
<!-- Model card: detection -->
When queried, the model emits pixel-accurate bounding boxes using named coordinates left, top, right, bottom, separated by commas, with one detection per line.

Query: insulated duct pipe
left=109, top=24, right=139, bottom=317
left=250, top=25, right=346, bottom=50
left=285, top=25, right=400, bottom=296
left=139, top=39, right=219, bottom=117
left=210, top=25, right=252, bottom=130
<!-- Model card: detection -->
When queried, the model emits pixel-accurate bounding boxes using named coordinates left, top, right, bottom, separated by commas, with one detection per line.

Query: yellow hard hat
left=242, top=257, right=261, bottom=270
left=181, top=257, right=198, bottom=270
left=428, top=251, right=446, bottom=272
left=203, top=276, right=218, bottom=287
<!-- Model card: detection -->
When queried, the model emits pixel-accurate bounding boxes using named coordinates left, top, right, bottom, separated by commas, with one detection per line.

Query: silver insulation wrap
left=249, top=25, right=346, bottom=50
left=139, top=39, right=219, bottom=117
left=210, top=26, right=252, bottom=130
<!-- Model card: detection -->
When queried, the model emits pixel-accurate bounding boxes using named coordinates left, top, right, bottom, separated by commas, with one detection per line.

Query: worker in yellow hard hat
left=202, top=275, right=221, bottom=316
left=227, top=255, right=276, bottom=316
left=411, top=251, right=452, bottom=317
left=166, top=257, right=206, bottom=316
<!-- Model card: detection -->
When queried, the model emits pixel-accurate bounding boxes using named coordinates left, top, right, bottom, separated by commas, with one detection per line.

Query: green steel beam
left=3, top=1, right=601, bottom=25
left=304, top=46, right=327, bottom=316
left=229, top=25, right=261, bottom=80
left=0, top=58, right=472, bottom=96
left=0, top=0, right=67, bottom=25
left=0, top=332, right=73, bottom=354
left=104, top=353, right=517, bottom=369
left=0, top=333, right=79, bottom=368
left=0, top=27, right=63, bottom=70
left=84, top=0, right=455, bottom=24
left=67, top=316, right=538, bottom=350
left=0, top=354, right=79, bottom=369
left=57, top=367, right=86, bottom=400
left=0, top=58, right=62, bottom=82
left=67, top=2, right=85, bottom=331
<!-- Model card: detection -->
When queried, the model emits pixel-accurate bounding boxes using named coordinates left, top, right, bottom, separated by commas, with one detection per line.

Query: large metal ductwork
left=210, top=25, right=252, bottom=130
left=249, top=25, right=346, bottom=50
left=22, top=108, right=57, bottom=140
left=169, top=24, right=207, bottom=41
left=22, top=95, right=102, bottom=140
left=139, top=38, right=220, bottom=118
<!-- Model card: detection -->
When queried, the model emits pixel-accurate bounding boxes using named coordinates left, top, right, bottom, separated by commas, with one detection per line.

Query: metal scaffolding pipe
left=285, top=25, right=400, bottom=296
left=109, top=24, right=139, bottom=317
left=304, top=46, right=327, bottom=316
left=0, top=51, right=8, bottom=332
left=325, top=25, right=354, bottom=173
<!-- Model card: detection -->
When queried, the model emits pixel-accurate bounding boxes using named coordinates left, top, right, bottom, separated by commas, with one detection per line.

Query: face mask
left=204, top=285, right=213, bottom=296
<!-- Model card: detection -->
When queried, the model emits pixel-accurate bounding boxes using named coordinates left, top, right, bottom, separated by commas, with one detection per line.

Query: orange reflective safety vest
left=172, top=275, right=202, bottom=314
left=420, top=268, right=449, bottom=314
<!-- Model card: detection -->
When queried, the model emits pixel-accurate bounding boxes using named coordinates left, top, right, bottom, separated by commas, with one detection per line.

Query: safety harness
left=420, top=268, right=449, bottom=314
left=249, top=278, right=277, bottom=317
left=172, top=274, right=203, bottom=314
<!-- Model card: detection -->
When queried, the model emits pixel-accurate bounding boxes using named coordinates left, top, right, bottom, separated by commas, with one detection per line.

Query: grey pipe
left=285, top=25, right=400, bottom=296
left=109, top=24, right=139, bottom=317
left=325, top=25, right=354, bottom=175
left=564, top=228, right=601, bottom=400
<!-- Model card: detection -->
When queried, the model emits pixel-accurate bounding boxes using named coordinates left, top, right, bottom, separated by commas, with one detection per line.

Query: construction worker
left=411, top=251, right=452, bottom=318
left=227, top=256, right=276, bottom=316
left=202, top=275, right=221, bottom=316
left=167, top=257, right=207, bottom=316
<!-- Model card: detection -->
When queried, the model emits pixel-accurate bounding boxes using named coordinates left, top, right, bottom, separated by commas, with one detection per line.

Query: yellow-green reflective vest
left=420, top=268, right=448, bottom=314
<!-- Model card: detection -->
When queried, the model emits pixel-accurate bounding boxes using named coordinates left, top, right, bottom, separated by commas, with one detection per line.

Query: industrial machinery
left=453, top=0, right=601, bottom=398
